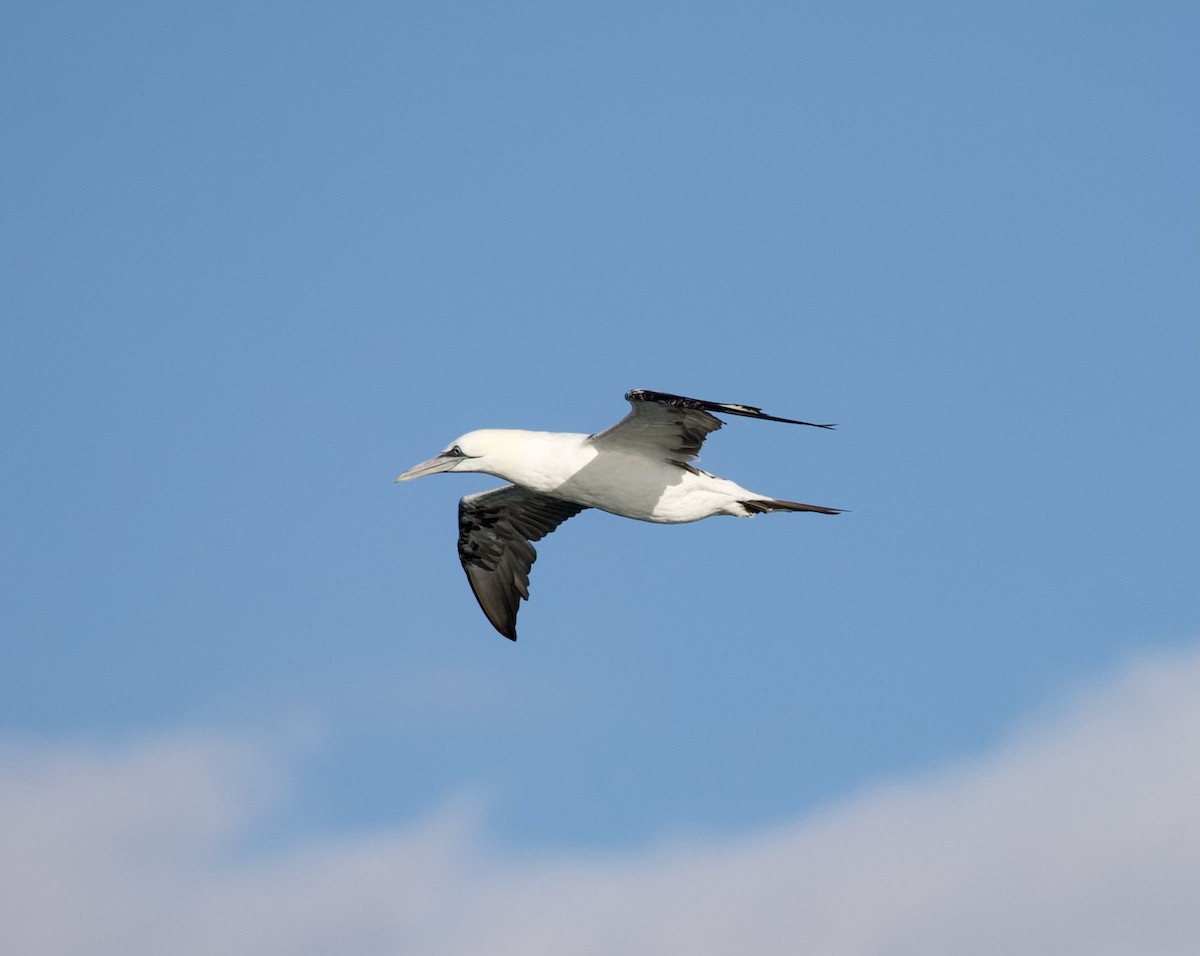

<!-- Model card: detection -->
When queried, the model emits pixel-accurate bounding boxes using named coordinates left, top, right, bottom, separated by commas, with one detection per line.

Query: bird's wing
left=458, top=485, right=589, bottom=641
left=588, top=388, right=835, bottom=462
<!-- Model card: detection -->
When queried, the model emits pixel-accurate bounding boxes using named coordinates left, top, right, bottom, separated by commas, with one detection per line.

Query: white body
left=452, top=429, right=764, bottom=523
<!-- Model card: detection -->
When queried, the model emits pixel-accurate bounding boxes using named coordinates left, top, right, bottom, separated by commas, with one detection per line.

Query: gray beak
left=394, top=454, right=460, bottom=482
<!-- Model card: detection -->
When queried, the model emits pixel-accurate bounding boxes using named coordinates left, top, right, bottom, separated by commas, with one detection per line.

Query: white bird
left=395, top=389, right=841, bottom=640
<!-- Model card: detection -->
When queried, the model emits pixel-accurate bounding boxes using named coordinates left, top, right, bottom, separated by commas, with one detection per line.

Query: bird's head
left=394, top=429, right=508, bottom=482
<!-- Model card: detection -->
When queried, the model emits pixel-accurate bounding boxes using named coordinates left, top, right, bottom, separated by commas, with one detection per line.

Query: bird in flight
left=395, top=389, right=841, bottom=640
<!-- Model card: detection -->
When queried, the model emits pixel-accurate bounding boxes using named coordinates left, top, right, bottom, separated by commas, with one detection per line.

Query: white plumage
left=395, top=389, right=840, bottom=639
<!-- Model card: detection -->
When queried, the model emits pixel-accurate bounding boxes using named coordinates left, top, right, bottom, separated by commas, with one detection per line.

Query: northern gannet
left=396, top=389, right=841, bottom=640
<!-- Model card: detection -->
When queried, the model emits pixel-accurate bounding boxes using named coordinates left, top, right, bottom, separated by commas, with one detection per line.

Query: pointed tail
left=741, top=497, right=844, bottom=516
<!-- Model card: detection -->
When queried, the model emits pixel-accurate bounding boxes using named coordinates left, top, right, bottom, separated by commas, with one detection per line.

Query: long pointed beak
left=394, top=454, right=459, bottom=482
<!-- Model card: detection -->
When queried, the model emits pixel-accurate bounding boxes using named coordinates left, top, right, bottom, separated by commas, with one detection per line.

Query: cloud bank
left=2, top=646, right=1197, bottom=956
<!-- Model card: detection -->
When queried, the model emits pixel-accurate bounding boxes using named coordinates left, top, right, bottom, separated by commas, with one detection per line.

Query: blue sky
left=2, top=2, right=1197, bottom=952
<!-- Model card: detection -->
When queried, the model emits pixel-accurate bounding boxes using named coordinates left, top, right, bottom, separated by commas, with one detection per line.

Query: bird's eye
left=446, top=445, right=464, bottom=457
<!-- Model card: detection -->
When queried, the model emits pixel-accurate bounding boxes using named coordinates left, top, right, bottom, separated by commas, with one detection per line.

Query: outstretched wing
left=589, top=388, right=835, bottom=462
left=458, top=485, right=588, bottom=640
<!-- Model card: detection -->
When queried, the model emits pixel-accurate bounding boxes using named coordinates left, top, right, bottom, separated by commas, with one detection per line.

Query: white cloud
left=1, top=646, right=1197, bottom=956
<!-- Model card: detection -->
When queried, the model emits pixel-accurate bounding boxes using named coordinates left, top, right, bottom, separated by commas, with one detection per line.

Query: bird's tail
left=741, top=497, right=843, bottom=516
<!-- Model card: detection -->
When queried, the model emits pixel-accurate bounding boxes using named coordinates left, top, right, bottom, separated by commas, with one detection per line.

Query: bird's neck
left=482, top=430, right=593, bottom=492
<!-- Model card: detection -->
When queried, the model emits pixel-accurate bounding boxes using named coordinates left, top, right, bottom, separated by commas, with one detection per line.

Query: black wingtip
left=628, top=389, right=836, bottom=430
left=486, top=616, right=517, bottom=641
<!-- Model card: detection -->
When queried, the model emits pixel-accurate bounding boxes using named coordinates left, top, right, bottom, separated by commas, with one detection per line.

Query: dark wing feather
left=589, top=388, right=834, bottom=462
left=457, top=485, right=588, bottom=641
